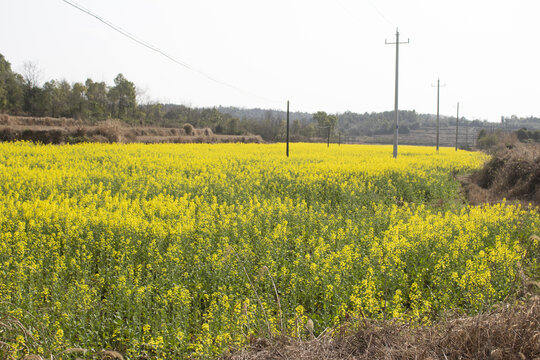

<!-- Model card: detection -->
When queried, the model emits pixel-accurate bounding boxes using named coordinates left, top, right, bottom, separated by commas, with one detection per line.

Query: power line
left=335, top=0, right=394, bottom=29
left=365, top=0, right=395, bottom=28
left=335, top=0, right=365, bottom=25
left=60, top=0, right=274, bottom=103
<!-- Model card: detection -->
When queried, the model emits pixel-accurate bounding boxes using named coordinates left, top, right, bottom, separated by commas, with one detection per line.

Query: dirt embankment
left=460, top=144, right=540, bottom=207
left=0, top=114, right=263, bottom=144
left=225, top=296, right=540, bottom=360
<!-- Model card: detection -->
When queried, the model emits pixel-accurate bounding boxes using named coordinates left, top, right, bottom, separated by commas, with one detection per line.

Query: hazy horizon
left=1, top=0, right=538, bottom=122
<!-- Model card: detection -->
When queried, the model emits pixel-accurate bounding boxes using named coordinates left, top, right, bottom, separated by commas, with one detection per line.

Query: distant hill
left=2, top=51, right=539, bottom=146
left=217, top=106, right=312, bottom=122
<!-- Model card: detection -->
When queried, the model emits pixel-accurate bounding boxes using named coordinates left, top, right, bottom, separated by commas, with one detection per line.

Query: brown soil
left=0, top=114, right=263, bottom=144
left=225, top=296, right=540, bottom=360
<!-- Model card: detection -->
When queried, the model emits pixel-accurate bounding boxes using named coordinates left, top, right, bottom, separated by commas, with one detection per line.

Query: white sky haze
left=1, top=0, right=538, bottom=121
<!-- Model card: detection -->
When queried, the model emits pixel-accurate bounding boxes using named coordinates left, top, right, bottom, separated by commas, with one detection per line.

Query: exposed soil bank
left=460, top=144, right=540, bottom=207
left=225, top=296, right=540, bottom=360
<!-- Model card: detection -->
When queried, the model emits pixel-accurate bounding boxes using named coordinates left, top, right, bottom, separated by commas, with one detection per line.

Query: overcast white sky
left=1, top=0, right=538, bottom=121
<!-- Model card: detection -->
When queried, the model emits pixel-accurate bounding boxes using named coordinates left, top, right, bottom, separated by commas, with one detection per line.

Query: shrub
left=183, top=123, right=194, bottom=135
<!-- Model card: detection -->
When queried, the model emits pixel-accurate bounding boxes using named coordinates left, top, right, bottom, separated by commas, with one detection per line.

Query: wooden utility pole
left=327, top=127, right=330, bottom=147
left=386, top=29, right=409, bottom=158
left=286, top=101, right=290, bottom=157
left=455, top=102, right=459, bottom=151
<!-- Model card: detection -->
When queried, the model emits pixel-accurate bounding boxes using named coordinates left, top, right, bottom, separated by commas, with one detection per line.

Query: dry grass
left=225, top=296, right=540, bottom=360
left=0, top=115, right=262, bottom=144
left=0, top=114, right=82, bottom=127
left=183, top=123, right=195, bottom=135
left=462, top=143, right=540, bottom=206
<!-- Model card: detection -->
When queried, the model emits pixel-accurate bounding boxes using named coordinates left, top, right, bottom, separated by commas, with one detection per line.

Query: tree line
left=4, top=52, right=537, bottom=143
left=0, top=55, right=138, bottom=121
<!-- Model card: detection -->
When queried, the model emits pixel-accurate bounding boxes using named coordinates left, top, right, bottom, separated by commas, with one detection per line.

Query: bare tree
left=22, top=61, right=42, bottom=87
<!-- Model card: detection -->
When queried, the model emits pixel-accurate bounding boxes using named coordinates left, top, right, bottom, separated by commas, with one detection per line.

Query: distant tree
left=70, top=82, right=87, bottom=119
left=214, top=123, right=224, bottom=134
left=108, top=74, right=137, bottom=119
left=291, top=119, right=301, bottom=135
left=23, top=85, right=45, bottom=116
left=85, top=79, right=108, bottom=119
left=0, top=54, right=24, bottom=113
left=477, top=129, right=487, bottom=139
left=22, top=61, right=42, bottom=88
left=21, top=61, right=46, bottom=116
left=226, top=117, right=240, bottom=134
left=305, top=122, right=316, bottom=138
left=43, top=80, right=61, bottom=117
left=516, top=128, right=529, bottom=142
left=327, top=114, right=338, bottom=134
left=313, top=111, right=328, bottom=128
left=313, top=111, right=338, bottom=136
left=55, top=80, right=72, bottom=117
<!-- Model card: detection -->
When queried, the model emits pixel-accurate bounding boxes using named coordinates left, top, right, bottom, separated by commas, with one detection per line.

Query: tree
left=21, top=62, right=46, bottom=116
left=313, top=111, right=328, bottom=128
left=23, top=85, right=45, bottom=116
left=22, top=61, right=42, bottom=88
left=142, top=102, right=164, bottom=124
left=69, top=82, right=87, bottom=119
left=43, top=80, right=59, bottom=117
left=85, top=79, right=108, bottom=119
left=291, top=119, right=301, bottom=135
left=327, top=114, right=338, bottom=135
left=313, top=111, right=338, bottom=136
left=108, top=74, right=137, bottom=120
left=0, top=54, right=24, bottom=113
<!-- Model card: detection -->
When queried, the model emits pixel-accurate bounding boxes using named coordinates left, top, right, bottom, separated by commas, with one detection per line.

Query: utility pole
left=386, top=29, right=409, bottom=158
left=327, top=127, right=330, bottom=147
left=455, top=102, right=459, bottom=151
left=286, top=100, right=290, bottom=157
left=431, top=79, right=445, bottom=151
left=465, top=123, right=469, bottom=149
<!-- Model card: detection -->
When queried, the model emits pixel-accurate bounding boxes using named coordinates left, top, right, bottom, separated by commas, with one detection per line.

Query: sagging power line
left=60, top=0, right=273, bottom=103
left=365, top=0, right=395, bottom=28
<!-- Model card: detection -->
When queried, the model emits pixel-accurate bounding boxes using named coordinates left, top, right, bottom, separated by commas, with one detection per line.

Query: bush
left=477, top=132, right=499, bottom=149
left=183, top=123, right=194, bottom=135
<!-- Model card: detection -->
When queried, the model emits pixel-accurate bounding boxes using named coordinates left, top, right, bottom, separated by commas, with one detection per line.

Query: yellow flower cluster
left=0, top=142, right=538, bottom=358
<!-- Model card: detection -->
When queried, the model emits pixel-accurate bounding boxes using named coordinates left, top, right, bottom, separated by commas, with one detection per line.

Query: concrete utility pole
left=432, top=79, right=446, bottom=151
left=455, top=102, right=459, bottom=151
left=386, top=29, right=409, bottom=158
left=286, top=101, right=290, bottom=157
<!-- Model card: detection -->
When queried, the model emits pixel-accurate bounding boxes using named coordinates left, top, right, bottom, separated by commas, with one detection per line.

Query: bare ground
left=224, top=296, right=540, bottom=360
left=460, top=143, right=540, bottom=207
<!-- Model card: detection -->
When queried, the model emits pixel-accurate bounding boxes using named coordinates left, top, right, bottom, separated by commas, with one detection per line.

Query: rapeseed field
left=0, top=142, right=538, bottom=358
